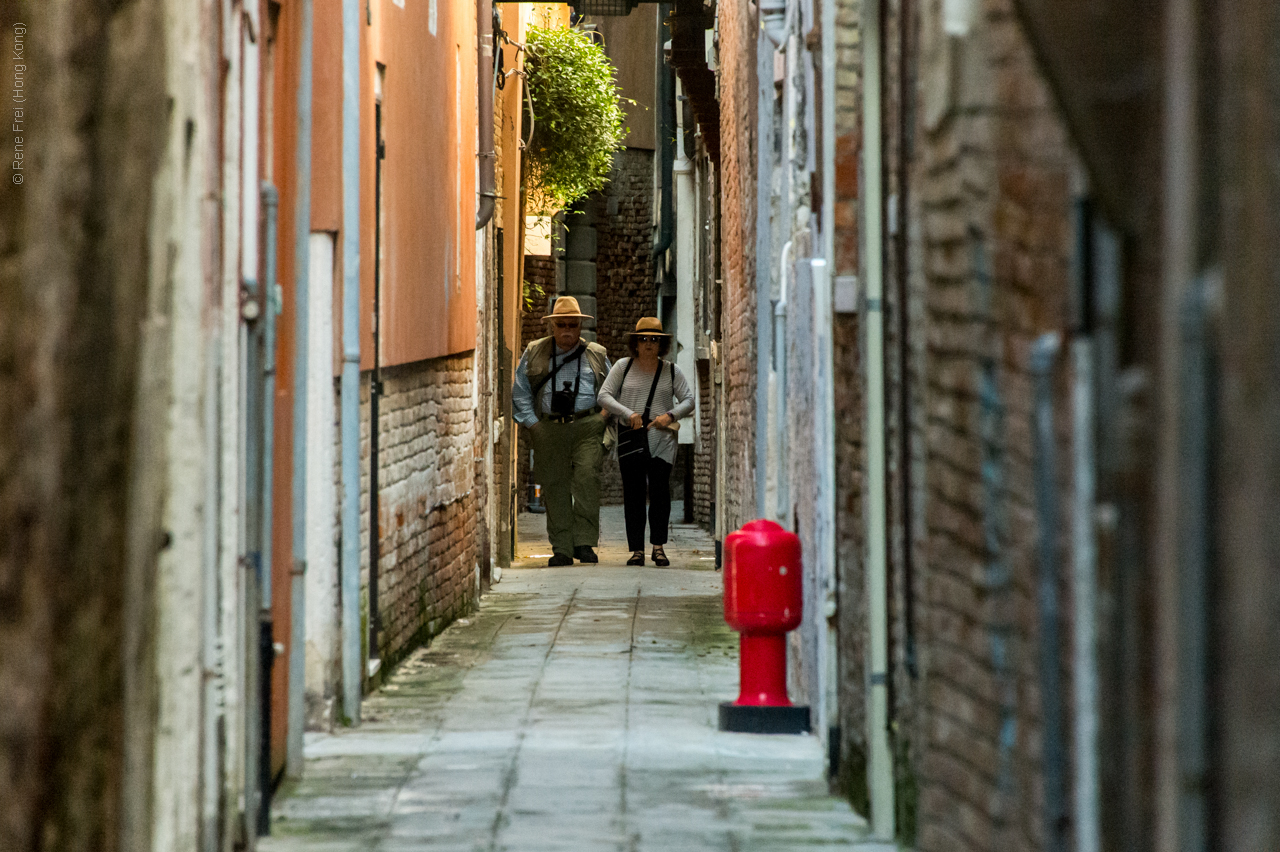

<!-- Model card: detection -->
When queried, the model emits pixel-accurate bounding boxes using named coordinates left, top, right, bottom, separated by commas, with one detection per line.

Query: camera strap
left=533, top=343, right=586, bottom=397
left=620, top=357, right=664, bottom=425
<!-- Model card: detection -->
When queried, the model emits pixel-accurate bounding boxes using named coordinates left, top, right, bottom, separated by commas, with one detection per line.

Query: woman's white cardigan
left=597, top=357, right=694, bottom=465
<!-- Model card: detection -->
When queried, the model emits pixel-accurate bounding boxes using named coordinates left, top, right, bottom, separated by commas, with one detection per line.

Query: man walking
left=513, top=297, right=612, bottom=565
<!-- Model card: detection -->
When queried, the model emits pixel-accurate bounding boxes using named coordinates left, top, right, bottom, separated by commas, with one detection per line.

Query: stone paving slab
left=263, top=512, right=880, bottom=851
left=513, top=502, right=719, bottom=572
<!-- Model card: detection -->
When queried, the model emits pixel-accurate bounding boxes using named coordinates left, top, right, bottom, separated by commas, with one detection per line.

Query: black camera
left=551, top=380, right=575, bottom=417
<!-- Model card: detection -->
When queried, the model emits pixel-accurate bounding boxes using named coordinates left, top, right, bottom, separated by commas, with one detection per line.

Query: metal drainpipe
left=1031, top=331, right=1068, bottom=852
left=755, top=1, right=780, bottom=518
left=369, top=98, right=385, bottom=672
left=1072, top=201, right=1100, bottom=852
left=772, top=240, right=791, bottom=526
left=760, top=0, right=786, bottom=44
left=652, top=3, right=674, bottom=258
left=340, top=0, right=362, bottom=727
left=258, top=182, right=280, bottom=834
left=287, top=0, right=314, bottom=780
left=861, top=0, right=895, bottom=838
left=241, top=26, right=265, bottom=837
left=1175, top=273, right=1215, bottom=852
left=1072, top=334, right=1100, bottom=852
left=476, top=0, right=497, bottom=230
left=243, top=287, right=262, bottom=837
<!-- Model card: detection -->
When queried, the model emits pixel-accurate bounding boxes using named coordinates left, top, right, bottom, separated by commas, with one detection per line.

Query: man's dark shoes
left=574, top=546, right=598, bottom=564
left=547, top=552, right=574, bottom=566
left=652, top=545, right=670, bottom=567
left=627, top=550, right=645, bottom=566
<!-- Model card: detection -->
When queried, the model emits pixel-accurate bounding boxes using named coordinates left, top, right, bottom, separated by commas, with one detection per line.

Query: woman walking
left=598, top=317, right=694, bottom=566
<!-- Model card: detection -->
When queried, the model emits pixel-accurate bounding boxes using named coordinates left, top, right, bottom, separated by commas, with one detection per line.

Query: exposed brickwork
left=592, top=150, right=659, bottom=510
left=692, top=359, right=716, bottom=527
left=360, top=354, right=480, bottom=669
left=907, top=2, right=1078, bottom=850
left=690, top=154, right=721, bottom=534
left=834, top=308, right=868, bottom=805
left=831, top=2, right=868, bottom=793
left=716, top=0, right=758, bottom=533
left=519, top=255, right=557, bottom=357
left=593, top=149, right=658, bottom=362
left=884, top=0, right=914, bottom=827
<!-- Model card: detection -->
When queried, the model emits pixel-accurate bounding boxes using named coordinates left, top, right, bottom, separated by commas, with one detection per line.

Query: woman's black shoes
left=547, top=553, right=574, bottom=566
left=574, top=546, right=598, bottom=564
left=651, top=546, right=669, bottom=567
left=627, top=550, right=645, bottom=566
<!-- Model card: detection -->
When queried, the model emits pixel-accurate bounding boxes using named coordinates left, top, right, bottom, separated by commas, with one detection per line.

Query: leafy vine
left=523, top=25, right=630, bottom=215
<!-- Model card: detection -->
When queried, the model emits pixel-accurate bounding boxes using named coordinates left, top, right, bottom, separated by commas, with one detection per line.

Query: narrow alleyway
left=260, top=507, right=877, bottom=851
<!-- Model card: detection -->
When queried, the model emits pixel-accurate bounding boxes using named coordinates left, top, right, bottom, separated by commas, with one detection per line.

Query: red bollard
left=718, top=519, right=811, bottom=734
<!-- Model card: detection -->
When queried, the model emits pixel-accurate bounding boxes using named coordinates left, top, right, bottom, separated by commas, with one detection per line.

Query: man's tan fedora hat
left=629, top=316, right=671, bottom=337
left=544, top=296, right=593, bottom=321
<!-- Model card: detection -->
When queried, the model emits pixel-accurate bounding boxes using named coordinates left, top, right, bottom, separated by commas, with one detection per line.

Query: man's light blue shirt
left=512, top=342, right=611, bottom=428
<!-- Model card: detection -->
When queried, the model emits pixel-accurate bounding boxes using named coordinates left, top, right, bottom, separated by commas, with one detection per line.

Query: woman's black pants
left=618, top=454, right=673, bottom=552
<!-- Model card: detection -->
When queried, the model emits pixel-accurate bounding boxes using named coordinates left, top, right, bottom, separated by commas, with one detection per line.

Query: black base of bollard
left=718, top=701, right=811, bottom=734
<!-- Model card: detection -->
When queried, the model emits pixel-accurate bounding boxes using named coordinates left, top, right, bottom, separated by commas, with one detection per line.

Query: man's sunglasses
left=553, top=321, right=581, bottom=329
left=636, top=335, right=663, bottom=344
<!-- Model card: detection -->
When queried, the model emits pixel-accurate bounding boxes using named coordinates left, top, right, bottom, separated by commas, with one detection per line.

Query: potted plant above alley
left=523, top=24, right=630, bottom=215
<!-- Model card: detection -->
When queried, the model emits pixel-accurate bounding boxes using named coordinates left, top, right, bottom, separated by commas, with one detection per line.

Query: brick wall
left=832, top=0, right=868, bottom=797
left=361, top=354, right=480, bottom=670
left=716, top=0, right=759, bottom=534
left=594, top=149, right=658, bottom=361
left=689, top=153, right=720, bottom=533
left=692, top=359, right=715, bottom=527
left=594, top=149, right=659, bottom=510
left=907, top=2, right=1079, bottom=849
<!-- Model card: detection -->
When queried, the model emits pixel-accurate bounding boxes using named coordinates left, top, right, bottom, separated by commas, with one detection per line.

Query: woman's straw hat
left=628, top=316, right=670, bottom=337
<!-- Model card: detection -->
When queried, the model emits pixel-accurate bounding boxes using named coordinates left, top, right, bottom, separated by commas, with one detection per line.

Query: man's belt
left=541, top=405, right=602, bottom=424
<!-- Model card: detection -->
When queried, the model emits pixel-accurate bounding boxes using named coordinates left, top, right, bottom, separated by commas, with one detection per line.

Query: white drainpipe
left=861, top=0, right=895, bottom=838
left=772, top=239, right=792, bottom=526
left=674, top=79, right=697, bottom=449
left=304, top=232, right=337, bottom=729
left=340, top=0, right=363, bottom=726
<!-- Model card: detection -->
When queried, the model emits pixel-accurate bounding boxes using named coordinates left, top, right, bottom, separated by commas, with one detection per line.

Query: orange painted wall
left=311, top=0, right=342, bottom=232
left=367, top=0, right=478, bottom=366
left=268, top=0, right=487, bottom=775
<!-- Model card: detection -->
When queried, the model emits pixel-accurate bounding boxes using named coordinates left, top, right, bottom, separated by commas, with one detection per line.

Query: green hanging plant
left=522, top=277, right=546, bottom=312
left=523, top=25, right=629, bottom=215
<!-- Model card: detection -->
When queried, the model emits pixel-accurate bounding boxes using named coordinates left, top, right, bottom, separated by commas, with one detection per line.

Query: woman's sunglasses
left=636, top=335, right=663, bottom=344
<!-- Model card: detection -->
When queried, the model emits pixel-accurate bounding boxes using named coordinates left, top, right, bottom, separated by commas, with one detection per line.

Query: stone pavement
left=511, top=501, right=719, bottom=571
left=261, top=505, right=881, bottom=851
